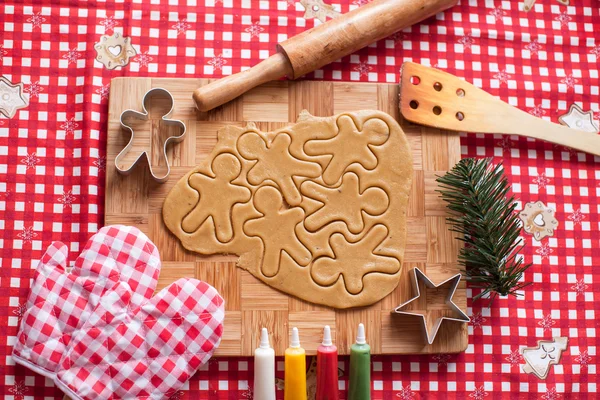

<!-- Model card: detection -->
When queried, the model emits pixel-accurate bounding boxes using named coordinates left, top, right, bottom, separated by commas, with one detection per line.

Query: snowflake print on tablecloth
left=0, top=45, right=7, bottom=63
left=27, top=12, right=45, bottom=29
left=432, top=353, right=452, bottom=366
left=470, top=312, right=486, bottom=329
left=457, top=33, right=475, bottom=50
left=100, top=15, right=119, bottom=32
left=8, top=381, right=27, bottom=399
left=354, top=61, right=372, bottom=78
left=497, top=136, right=514, bottom=152
left=568, top=209, right=585, bottom=225
left=13, top=302, right=26, bottom=320
left=24, top=81, right=43, bottom=98
left=571, top=278, right=588, bottom=297
left=528, top=104, right=546, bottom=118
left=352, top=0, right=371, bottom=5
left=396, top=385, right=415, bottom=399
left=208, top=54, right=227, bottom=71
left=135, top=51, right=153, bottom=68
left=493, top=69, right=511, bottom=85
left=21, top=153, right=40, bottom=170
left=536, top=242, right=553, bottom=259
left=575, top=350, right=591, bottom=368
left=560, top=74, right=578, bottom=89
left=524, top=40, right=543, bottom=56
left=168, top=391, right=183, bottom=400
left=489, top=7, right=506, bottom=22
left=554, top=12, right=570, bottom=28
left=590, top=44, right=600, bottom=60
left=245, top=21, right=264, bottom=38
left=61, top=117, right=79, bottom=135
left=555, top=144, right=577, bottom=158
left=62, top=48, right=82, bottom=65
left=506, top=349, right=523, bottom=367
left=93, top=156, right=107, bottom=171
left=96, top=84, right=110, bottom=100
left=172, top=19, right=192, bottom=36
left=241, top=389, right=253, bottom=399
left=58, top=190, right=76, bottom=208
left=388, top=32, right=407, bottom=45
left=538, top=314, right=555, bottom=332
left=541, top=388, right=561, bottom=400
left=17, top=227, right=37, bottom=244
left=469, top=386, right=488, bottom=400
left=284, top=0, right=295, bottom=8
left=533, top=173, right=550, bottom=190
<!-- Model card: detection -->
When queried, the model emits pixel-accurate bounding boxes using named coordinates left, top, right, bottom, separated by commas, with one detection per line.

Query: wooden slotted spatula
left=399, top=62, right=600, bottom=156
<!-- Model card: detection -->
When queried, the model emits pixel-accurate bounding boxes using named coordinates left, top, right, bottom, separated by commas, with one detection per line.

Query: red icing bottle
left=316, top=325, right=339, bottom=400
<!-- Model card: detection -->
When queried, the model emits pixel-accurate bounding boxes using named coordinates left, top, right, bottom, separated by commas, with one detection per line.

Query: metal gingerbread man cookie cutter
left=116, top=88, right=186, bottom=183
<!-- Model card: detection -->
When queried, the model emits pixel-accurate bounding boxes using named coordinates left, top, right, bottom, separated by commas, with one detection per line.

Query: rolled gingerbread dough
left=163, top=110, right=413, bottom=308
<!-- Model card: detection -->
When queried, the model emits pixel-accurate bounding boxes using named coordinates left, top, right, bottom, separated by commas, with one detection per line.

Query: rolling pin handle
left=193, top=52, right=293, bottom=112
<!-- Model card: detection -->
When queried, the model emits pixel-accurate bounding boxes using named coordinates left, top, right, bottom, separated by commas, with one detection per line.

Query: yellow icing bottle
left=284, top=327, right=307, bottom=400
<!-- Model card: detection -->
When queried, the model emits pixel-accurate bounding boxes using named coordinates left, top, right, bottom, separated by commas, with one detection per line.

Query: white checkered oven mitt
left=54, top=278, right=224, bottom=400
left=13, top=225, right=161, bottom=378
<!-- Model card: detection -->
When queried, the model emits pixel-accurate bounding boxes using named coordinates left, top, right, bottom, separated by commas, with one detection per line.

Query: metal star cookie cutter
left=116, top=88, right=186, bottom=183
left=0, top=76, right=29, bottom=118
left=393, top=267, right=469, bottom=345
left=94, top=32, right=137, bottom=70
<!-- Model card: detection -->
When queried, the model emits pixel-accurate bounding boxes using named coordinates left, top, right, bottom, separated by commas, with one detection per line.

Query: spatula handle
left=512, top=109, right=600, bottom=156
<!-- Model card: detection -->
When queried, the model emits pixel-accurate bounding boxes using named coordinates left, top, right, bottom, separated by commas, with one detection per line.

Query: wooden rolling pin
left=193, top=0, right=457, bottom=111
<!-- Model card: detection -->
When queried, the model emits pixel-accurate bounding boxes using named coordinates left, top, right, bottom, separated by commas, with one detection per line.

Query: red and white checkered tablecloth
left=0, top=0, right=598, bottom=398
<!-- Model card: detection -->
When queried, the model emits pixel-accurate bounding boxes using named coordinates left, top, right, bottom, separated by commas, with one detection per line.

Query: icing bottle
left=316, top=325, right=339, bottom=400
left=254, top=327, right=276, bottom=400
left=348, top=323, right=371, bottom=400
left=284, top=327, right=307, bottom=400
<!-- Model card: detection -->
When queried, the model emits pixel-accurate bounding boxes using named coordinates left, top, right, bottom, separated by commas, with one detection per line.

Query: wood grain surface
left=399, top=62, right=600, bottom=156
left=106, top=77, right=467, bottom=356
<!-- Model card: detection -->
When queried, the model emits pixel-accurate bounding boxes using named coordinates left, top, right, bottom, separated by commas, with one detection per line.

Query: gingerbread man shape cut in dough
left=311, top=224, right=400, bottom=295
left=243, top=186, right=312, bottom=277
left=304, top=115, right=390, bottom=185
left=182, top=153, right=251, bottom=243
left=301, top=172, right=389, bottom=234
left=163, top=110, right=413, bottom=309
left=237, top=132, right=321, bottom=206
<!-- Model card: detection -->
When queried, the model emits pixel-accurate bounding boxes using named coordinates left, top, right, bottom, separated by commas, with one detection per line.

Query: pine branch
left=436, top=157, right=532, bottom=303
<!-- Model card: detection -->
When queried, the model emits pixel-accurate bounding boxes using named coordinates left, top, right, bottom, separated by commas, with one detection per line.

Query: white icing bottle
left=254, top=327, right=276, bottom=400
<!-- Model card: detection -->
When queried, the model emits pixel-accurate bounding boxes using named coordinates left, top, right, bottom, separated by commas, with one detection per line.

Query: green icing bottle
left=348, top=323, right=371, bottom=400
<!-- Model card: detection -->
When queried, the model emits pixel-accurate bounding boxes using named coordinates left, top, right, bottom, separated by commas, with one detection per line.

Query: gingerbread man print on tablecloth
left=182, top=153, right=251, bottom=243
left=311, top=224, right=400, bottom=295
left=237, top=132, right=321, bottom=206
left=304, top=115, right=390, bottom=185
left=301, top=172, right=389, bottom=234
left=243, top=186, right=312, bottom=277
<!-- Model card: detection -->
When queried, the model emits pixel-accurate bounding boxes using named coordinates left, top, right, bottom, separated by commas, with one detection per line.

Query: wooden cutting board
left=105, top=78, right=467, bottom=356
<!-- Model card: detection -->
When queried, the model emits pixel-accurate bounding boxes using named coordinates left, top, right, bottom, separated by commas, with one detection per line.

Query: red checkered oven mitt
left=12, top=225, right=161, bottom=378
left=54, top=278, right=225, bottom=400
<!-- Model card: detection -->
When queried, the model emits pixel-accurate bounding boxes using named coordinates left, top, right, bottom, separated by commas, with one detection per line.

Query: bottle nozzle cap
left=322, top=325, right=332, bottom=346
left=290, top=327, right=300, bottom=348
left=356, top=323, right=366, bottom=345
left=260, top=327, right=270, bottom=349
